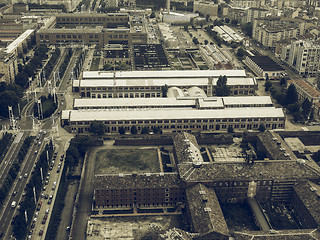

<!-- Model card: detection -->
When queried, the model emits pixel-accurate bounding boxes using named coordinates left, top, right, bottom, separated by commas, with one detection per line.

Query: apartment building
left=253, top=17, right=305, bottom=48
left=193, top=0, right=218, bottom=18
left=284, top=40, right=320, bottom=76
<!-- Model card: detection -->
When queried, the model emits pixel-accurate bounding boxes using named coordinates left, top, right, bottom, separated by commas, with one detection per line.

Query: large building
left=253, top=17, right=305, bottom=48
left=245, top=55, right=285, bottom=78
left=92, top=132, right=320, bottom=239
left=283, top=40, right=320, bottom=76
left=73, top=70, right=257, bottom=98
left=36, top=13, right=147, bottom=47
left=193, top=0, right=218, bottom=19
left=62, top=95, right=284, bottom=134
left=0, top=29, right=35, bottom=83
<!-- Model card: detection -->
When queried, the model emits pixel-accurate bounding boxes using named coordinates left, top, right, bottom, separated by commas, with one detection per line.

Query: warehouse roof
left=63, top=107, right=285, bottom=122
left=247, top=56, right=284, bottom=71
left=74, top=77, right=256, bottom=87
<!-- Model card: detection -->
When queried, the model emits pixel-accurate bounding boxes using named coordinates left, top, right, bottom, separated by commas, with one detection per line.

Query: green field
left=95, top=149, right=160, bottom=174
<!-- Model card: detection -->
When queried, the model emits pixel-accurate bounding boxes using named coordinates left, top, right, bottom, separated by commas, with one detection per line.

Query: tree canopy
left=216, top=75, right=230, bottom=96
left=89, top=121, right=106, bottom=135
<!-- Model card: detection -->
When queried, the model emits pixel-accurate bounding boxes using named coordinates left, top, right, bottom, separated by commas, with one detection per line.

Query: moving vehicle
left=11, top=201, right=16, bottom=208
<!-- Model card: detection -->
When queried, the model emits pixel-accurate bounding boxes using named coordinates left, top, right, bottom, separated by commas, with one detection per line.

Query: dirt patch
left=87, top=215, right=184, bottom=239
left=95, top=149, right=160, bottom=174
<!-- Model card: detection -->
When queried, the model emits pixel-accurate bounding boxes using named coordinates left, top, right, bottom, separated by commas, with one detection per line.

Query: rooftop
left=248, top=56, right=284, bottom=71
left=6, top=29, right=34, bottom=54
left=173, top=133, right=202, bottom=164
left=75, top=77, right=256, bottom=87
left=186, top=184, right=229, bottom=237
left=293, top=180, right=320, bottom=226
left=94, top=172, right=181, bottom=189
left=82, top=69, right=247, bottom=79
left=63, top=107, right=285, bottom=122
left=177, top=160, right=320, bottom=182
left=257, top=131, right=296, bottom=160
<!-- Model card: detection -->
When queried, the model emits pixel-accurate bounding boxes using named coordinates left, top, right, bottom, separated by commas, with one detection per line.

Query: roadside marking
left=13, top=132, right=24, bottom=144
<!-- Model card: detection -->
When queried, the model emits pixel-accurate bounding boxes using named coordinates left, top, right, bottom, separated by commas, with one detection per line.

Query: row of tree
left=0, top=132, right=13, bottom=162
left=59, top=48, right=73, bottom=80
left=12, top=141, right=54, bottom=239
left=0, top=82, right=23, bottom=118
left=15, top=44, right=49, bottom=89
left=43, top=47, right=61, bottom=82
left=0, top=136, right=33, bottom=205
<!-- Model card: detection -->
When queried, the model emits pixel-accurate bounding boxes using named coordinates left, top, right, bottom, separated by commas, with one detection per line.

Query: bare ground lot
left=95, top=149, right=160, bottom=174
left=87, top=215, right=184, bottom=240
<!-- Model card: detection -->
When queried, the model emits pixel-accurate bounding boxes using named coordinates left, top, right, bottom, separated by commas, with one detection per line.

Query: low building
left=93, top=173, right=183, bottom=209
left=61, top=106, right=285, bottom=134
left=245, top=55, right=285, bottom=78
left=73, top=69, right=257, bottom=98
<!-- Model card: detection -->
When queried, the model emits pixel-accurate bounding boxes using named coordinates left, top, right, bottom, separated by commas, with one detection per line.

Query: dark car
left=39, top=230, right=43, bottom=236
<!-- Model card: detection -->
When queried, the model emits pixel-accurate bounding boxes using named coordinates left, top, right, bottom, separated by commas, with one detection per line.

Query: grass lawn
left=90, top=57, right=100, bottom=71
left=95, top=149, right=160, bottom=174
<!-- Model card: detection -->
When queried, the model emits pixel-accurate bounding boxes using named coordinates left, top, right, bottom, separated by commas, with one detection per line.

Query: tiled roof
left=186, top=183, right=229, bottom=237
left=94, top=172, right=181, bottom=189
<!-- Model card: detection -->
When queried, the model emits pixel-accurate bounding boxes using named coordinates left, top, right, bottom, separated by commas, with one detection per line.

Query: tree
left=287, top=102, right=301, bottom=114
left=216, top=75, right=230, bottom=96
left=204, top=39, right=209, bottom=45
left=183, top=25, right=188, bottom=31
left=264, top=81, right=272, bottom=91
left=118, top=126, right=126, bottom=135
left=231, top=19, right=238, bottom=26
left=242, top=22, right=253, bottom=37
left=192, top=37, right=199, bottom=45
left=301, top=98, right=312, bottom=119
left=312, top=150, right=320, bottom=163
left=258, top=124, right=266, bottom=132
left=227, top=125, right=234, bottom=133
left=236, top=47, right=246, bottom=59
left=280, top=77, right=287, bottom=86
left=150, top=12, right=155, bottom=18
left=89, top=121, right=106, bottom=135
left=225, top=18, right=230, bottom=24
left=286, top=84, right=298, bottom=105
left=130, top=126, right=137, bottom=134
left=141, top=126, right=150, bottom=134
left=161, top=84, right=168, bottom=97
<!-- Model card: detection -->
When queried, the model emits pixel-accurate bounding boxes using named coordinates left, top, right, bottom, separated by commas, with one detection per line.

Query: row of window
left=74, top=117, right=282, bottom=125
left=57, top=17, right=128, bottom=22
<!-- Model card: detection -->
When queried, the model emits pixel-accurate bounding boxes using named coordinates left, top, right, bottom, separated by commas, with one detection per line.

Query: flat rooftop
left=63, top=107, right=284, bottom=121
left=6, top=29, right=34, bottom=54
left=73, top=96, right=273, bottom=109
left=74, top=77, right=256, bottom=87
left=82, top=69, right=247, bottom=79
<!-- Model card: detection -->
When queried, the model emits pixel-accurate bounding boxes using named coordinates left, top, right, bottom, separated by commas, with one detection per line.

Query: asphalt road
left=0, top=131, right=47, bottom=239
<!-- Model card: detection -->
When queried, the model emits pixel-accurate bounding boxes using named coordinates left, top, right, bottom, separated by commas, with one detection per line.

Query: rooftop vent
left=146, top=173, right=151, bottom=177
left=199, top=190, right=206, bottom=195
left=280, top=148, right=286, bottom=151
left=159, top=172, right=165, bottom=176
left=193, top=161, right=202, bottom=168
left=204, top=207, right=211, bottom=212
left=119, top=173, right=124, bottom=177
left=310, top=187, right=317, bottom=192
left=272, top=138, right=277, bottom=141
left=284, top=153, right=290, bottom=157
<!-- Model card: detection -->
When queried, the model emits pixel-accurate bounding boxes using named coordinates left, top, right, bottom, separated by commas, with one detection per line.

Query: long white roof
left=64, top=107, right=284, bottom=122
left=75, top=77, right=255, bottom=87
left=6, top=30, right=34, bottom=54
left=222, top=96, right=273, bottom=105
left=73, top=96, right=273, bottom=109
left=82, top=69, right=247, bottom=79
